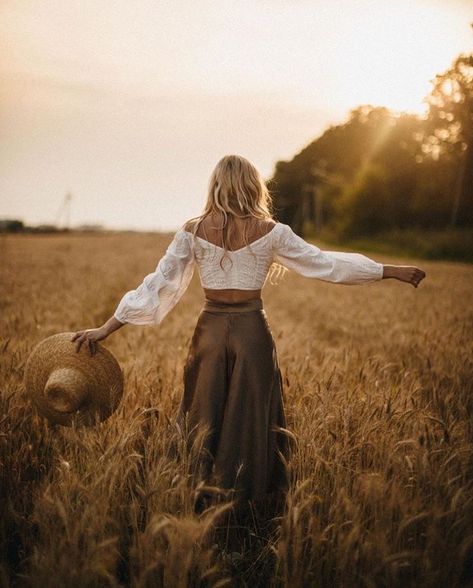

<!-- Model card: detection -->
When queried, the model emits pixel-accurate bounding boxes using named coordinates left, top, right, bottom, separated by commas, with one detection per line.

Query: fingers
left=414, top=268, right=426, bottom=287
left=70, top=331, right=96, bottom=356
left=71, top=331, right=84, bottom=352
left=410, top=268, right=426, bottom=288
left=75, top=335, right=85, bottom=353
left=88, top=338, right=96, bottom=356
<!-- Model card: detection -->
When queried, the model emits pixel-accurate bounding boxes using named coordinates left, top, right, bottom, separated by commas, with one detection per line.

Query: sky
left=1, top=0, right=472, bottom=231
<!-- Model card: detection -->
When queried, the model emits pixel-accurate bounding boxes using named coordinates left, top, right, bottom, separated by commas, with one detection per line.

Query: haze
left=1, top=0, right=471, bottom=231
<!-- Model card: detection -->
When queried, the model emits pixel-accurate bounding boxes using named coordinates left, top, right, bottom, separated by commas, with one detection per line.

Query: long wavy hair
left=181, top=154, right=286, bottom=282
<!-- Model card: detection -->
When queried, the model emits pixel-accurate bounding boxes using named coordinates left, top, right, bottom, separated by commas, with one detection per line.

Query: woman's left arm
left=71, top=317, right=125, bottom=355
left=72, top=230, right=195, bottom=355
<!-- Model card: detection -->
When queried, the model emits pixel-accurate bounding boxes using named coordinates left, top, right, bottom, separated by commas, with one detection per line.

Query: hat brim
left=24, top=332, right=124, bottom=427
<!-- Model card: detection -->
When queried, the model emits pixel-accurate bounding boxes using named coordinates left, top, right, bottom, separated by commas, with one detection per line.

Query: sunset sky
left=1, top=0, right=471, bottom=231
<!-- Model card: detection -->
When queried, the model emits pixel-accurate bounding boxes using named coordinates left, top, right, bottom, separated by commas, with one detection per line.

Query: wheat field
left=1, top=231, right=472, bottom=588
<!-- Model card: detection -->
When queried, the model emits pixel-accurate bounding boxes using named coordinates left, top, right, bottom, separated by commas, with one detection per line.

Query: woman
left=71, top=154, right=426, bottom=514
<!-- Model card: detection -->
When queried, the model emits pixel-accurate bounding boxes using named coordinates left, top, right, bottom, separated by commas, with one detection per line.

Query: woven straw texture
left=24, top=332, right=124, bottom=427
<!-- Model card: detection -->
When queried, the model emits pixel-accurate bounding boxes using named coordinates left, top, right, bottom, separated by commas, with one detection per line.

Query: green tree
left=425, top=53, right=473, bottom=226
left=269, top=53, right=473, bottom=238
left=334, top=163, right=393, bottom=238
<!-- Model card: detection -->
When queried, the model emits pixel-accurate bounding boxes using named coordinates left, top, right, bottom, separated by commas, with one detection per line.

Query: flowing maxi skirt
left=175, top=297, right=292, bottom=511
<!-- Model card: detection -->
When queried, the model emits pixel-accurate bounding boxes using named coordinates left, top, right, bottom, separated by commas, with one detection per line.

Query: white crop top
left=113, top=222, right=384, bottom=325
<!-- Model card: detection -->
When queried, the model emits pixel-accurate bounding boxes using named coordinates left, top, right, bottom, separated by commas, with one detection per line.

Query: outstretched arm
left=381, top=264, right=426, bottom=288
left=71, top=230, right=195, bottom=355
left=273, top=223, right=426, bottom=287
left=71, top=316, right=125, bottom=356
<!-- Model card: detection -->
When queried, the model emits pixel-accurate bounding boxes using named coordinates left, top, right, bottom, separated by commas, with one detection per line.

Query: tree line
left=268, top=53, right=473, bottom=241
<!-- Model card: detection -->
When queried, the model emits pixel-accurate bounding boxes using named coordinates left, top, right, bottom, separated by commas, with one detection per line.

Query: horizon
left=1, top=0, right=471, bottom=231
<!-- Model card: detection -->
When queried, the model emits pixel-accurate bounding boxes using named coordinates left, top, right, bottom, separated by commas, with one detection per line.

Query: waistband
left=203, top=297, right=263, bottom=313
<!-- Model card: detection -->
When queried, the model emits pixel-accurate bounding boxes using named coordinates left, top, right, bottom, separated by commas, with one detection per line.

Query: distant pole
left=64, top=192, right=72, bottom=230
left=55, top=192, right=72, bottom=230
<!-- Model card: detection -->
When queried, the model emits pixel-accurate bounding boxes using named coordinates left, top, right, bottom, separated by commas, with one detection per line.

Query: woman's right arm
left=381, top=264, right=426, bottom=287
left=272, top=223, right=426, bottom=287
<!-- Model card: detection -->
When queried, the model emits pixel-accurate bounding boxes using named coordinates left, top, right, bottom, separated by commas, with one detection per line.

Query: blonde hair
left=182, top=154, right=286, bottom=283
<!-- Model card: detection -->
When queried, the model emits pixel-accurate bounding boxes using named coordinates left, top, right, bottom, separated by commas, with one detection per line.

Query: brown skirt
left=175, top=297, right=292, bottom=508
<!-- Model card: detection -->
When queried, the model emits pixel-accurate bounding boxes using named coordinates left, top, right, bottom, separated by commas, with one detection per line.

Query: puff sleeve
left=272, top=223, right=384, bottom=285
left=113, top=230, right=195, bottom=325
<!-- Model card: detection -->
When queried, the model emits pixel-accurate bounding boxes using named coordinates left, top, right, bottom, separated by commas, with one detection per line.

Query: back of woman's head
left=182, top=154, right=286, bottom=282
left=204, top=154, right=273, bottom=219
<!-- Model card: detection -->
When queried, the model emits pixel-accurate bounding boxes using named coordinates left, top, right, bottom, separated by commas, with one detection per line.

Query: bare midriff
left=203, top=287, right=262, bottom=303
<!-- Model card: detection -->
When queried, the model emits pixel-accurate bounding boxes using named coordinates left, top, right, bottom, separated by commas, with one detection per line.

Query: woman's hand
left=383, top=264, right=426, bottom=288
left=71, top=327, right=109, bottom=356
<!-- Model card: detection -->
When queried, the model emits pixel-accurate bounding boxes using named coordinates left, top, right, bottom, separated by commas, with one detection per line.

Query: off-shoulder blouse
left=113, top=222, right=384, bottom=325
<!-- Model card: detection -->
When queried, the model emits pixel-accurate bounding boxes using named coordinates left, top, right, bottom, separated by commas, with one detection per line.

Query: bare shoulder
left=183, top=219, right=198, bottom=232
left=263, top=219, right=278, bottom=232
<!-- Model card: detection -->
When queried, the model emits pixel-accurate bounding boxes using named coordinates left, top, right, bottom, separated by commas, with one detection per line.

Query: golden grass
left=1, top=231, right=472, bottom=587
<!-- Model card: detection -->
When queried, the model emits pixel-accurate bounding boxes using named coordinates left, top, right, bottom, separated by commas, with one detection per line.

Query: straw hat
left=24, top=332, right=124, bottom=427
